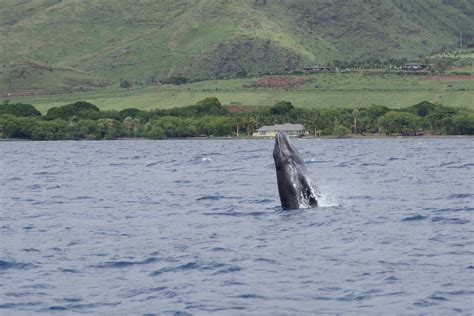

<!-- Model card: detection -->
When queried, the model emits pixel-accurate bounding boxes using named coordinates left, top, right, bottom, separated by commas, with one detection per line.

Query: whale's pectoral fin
left=299, top=175, right=318, bottom=207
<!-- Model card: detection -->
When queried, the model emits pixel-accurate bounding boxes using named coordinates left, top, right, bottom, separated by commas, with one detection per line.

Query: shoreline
left=1, top=135, right=473, bottom=142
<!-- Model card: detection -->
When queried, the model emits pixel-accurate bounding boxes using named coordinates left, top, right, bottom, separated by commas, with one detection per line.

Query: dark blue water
left=1, top=138, right=473, bottom=314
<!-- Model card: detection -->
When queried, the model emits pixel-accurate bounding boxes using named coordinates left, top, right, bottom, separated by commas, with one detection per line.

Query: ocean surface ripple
left=1, top=138, right=473, bottom=314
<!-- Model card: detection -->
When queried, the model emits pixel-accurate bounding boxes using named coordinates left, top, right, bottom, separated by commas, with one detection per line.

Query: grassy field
left=8, top=72, right=473, bottom=113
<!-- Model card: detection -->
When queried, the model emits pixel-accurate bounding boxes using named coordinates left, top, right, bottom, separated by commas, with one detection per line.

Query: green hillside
left=1, top=0, right=473, bottom=90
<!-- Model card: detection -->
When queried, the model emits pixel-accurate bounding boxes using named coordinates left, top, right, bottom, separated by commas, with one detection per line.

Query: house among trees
left=253, top=123, right=305, bottom=137
left=402, top=63, right=430, bottom=71
left=304, top=65, right=332, bottom=73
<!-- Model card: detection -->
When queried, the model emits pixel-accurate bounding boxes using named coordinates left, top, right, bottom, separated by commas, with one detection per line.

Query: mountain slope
left=0, top=0, right=472, bottom=90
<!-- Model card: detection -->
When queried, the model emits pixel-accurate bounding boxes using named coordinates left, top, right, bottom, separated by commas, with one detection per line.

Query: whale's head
left=273, top=132, right=318, bottom=209
left=273, top=131, right=304, bottom=169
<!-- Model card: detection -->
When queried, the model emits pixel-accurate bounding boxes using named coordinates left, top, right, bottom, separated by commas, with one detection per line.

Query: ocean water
left=1, top=138, right=473, bottom=315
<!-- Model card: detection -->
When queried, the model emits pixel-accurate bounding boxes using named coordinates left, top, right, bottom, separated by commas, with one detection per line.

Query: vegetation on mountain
left=1, top=0, right=473, bottom=91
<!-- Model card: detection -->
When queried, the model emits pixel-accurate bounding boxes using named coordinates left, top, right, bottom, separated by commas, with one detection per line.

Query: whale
left=273, top=132, right=318, bottom=209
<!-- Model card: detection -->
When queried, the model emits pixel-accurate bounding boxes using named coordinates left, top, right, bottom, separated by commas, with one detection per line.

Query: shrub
left=47, top=101, right=101, bottom=120
left=163, top=75, right=188, bottom=85
left=0, top=101, right=41, bottom=117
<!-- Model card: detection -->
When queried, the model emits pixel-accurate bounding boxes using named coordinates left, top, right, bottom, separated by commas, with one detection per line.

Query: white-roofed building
left=253, top=123, right=305, bottom=137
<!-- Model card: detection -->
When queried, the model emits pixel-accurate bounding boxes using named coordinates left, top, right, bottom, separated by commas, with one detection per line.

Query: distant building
left=402, top=63, right=429, bottom=71
left=304, top=65, right=332, bottom=73
left=253, top=123, right=305, bottom=137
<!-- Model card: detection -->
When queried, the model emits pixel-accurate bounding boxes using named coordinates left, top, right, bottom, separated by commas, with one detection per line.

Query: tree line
left=0, top=97, right=473, bottom=140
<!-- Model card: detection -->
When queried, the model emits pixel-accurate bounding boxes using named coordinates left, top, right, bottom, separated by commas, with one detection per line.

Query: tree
left=143, top=122, right=165, bottom=139
left=119, top=108, right=148, bottom=120
left=359, top=104, right=390, bottom=133
left=352, top=108, right=360, bottom=133
left=194, top=97, right=227, bottom=116
left=197, top=116, right=233, bottom=136
left=377, top=111, right=419, bottom=135
left=123, top=117, right=142, bottom=136
left=119, top=79, right=133, bottom=89
left=334, top=124, right=351, bottom=137
left=426, top=105, right=457, bottom=134
left=405, top=101, right=438, bottom=117
left=450, top=113, right=474, bottom=135
left=271, top=101, right=294, bottom=115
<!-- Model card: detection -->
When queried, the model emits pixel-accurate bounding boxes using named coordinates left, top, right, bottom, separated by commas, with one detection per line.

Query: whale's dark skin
left=273, top=132, right=318, bottom=209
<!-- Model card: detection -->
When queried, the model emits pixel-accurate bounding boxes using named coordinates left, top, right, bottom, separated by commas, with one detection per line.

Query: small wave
left=414, top=300, right=437, bottom=307
left=124, top=286, right=169, bottom=299
left=212, top=266, right=242, bottom=274
left=196, top=194, right=240, bottom=201
left=0, top=302, right=42, bottom=309
left=447, top=193, right=474, bottom=199
left=23, top=248, right=40, bottom=252
left=447, top=163, right=474, bottom=169
left=196, top=195, right=222, bottom=201
left=174, top=180, right=191, bottom=184
left=428, top=294, right=448, bottom=301
left=193, top=157, right=212, bottom=163
left=305, top=159, right=331, bottom=164
left=431, top=217, right=469, bottom=224
left=203, top=211, right=268, bottom=217
left=439, top=161, right=459, bottom=167
left=0, top=259, right=34, bottom=270
left=235, top=293, right=266, bottom=299
left=33, top=171, right=59, bottom=175
left=384, top=276, right=399, bottom=283
left=145, top=161, right=162, bottom=167
left=234, top=148, right=265, bottom=154
left=254, top=258, right=277, bottom=264
left=347, top=195, right=373, bottom=200
left=118, top=155, right=141, bottom=160
left=48, top=306, right=67, bottom=311
left=94, top=257, right=158, bottom=269
left=46, top=185, right=62, bottom=190
left=59, top=268, right=80, bottom=273
left=423, top=206, right=474, bottom=213
left=109, top=162, right=127, bottom=167
left=336, top=162, right=354, bottom=168
left=150, top=262, right=241, bottom=277
left=210, top=247, right=229, bottom=252
left=360, top=162, right=386, bottom=167
left=56, top=301, right=121, bottom=311
left=402, top=215, right=428, bottom=221
left=31, top=200, right=64, bottom=205
left=72, top=196, right=94, bottom=200
left=252, top=199, right=273, bottom=204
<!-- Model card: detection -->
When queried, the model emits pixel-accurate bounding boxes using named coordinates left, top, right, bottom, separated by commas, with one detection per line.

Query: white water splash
left=316, top=192, right=340, bottom=208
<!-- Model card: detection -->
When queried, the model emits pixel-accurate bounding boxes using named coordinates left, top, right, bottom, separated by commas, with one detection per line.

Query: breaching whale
left=273, top=132, right=318, bottom=209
